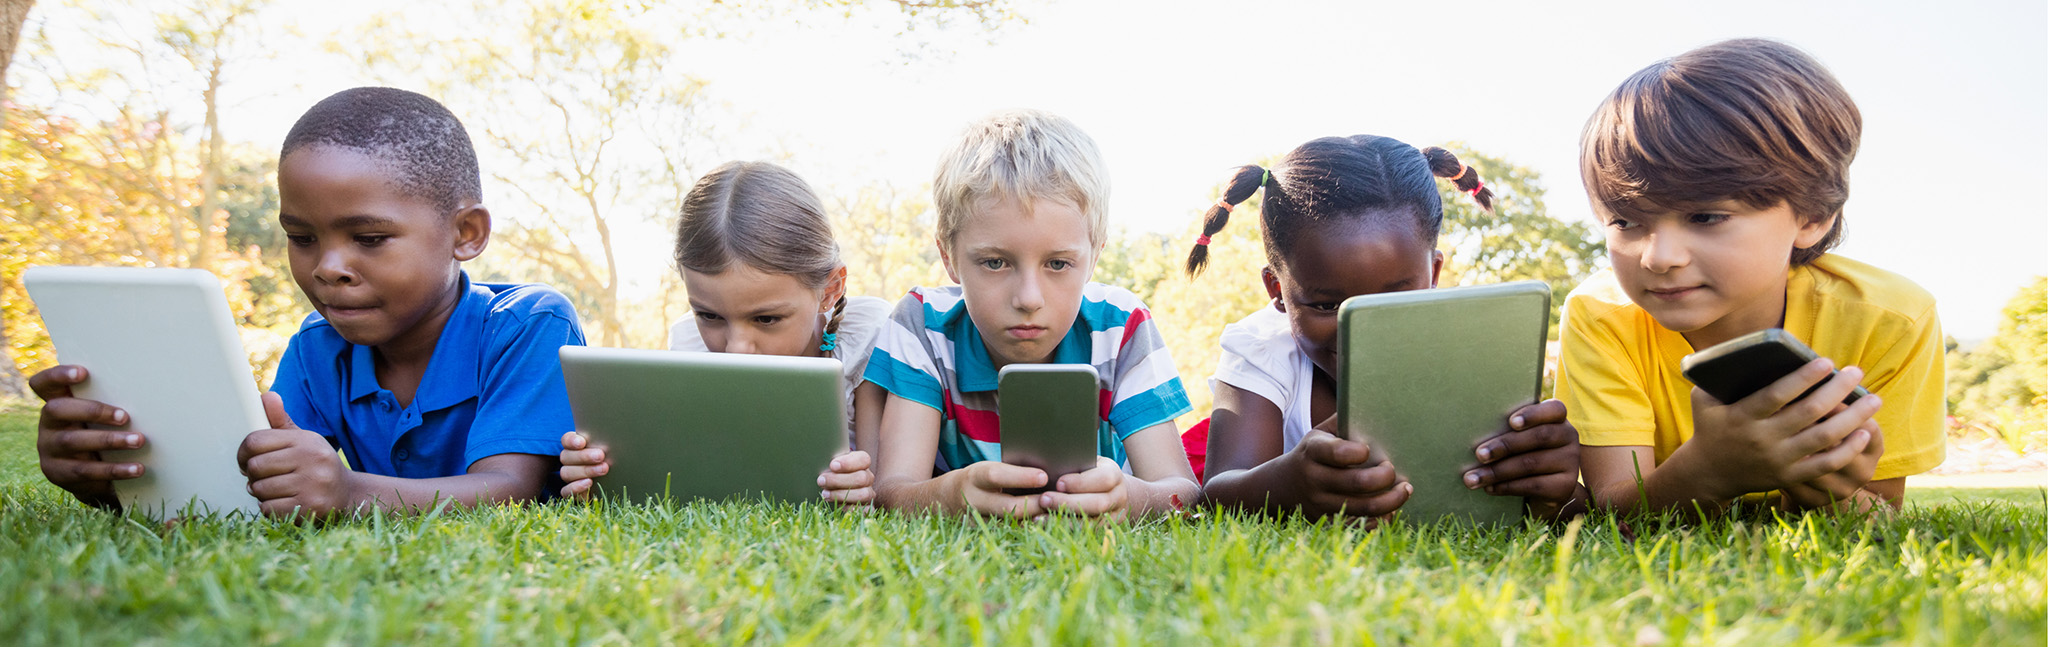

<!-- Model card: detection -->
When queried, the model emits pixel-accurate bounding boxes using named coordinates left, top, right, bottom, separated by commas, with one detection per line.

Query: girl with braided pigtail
left=1191, top=136, right=1589, bottom=523
left=557, top=161, right=894, bottom=506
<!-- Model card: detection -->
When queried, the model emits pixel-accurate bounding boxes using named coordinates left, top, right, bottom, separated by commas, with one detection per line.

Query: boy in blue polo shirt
left=29, top=87, right=582, bottom=518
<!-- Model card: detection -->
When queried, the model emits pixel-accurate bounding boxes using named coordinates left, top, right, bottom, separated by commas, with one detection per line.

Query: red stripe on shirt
left=1120, top=307, right=1153, bottom=349
left=945, top=394, right=1003, bottom=443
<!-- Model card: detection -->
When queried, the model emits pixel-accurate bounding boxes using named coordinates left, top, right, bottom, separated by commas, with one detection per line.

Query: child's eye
left=1047, top=259, right=1073, bottom=271
left=1687, top=212, right=1729, bottom=226
left=695, top=311, right=724, bottom=322
left=354, top=235, right=391, bottom=247
left=1607, top=218, right=1637, bottom=231
left=978, top=258, right=1007, bottom=271
left=1305, top=302, right=1341, bottom=313
left=285, top=234, right=314, bottom=247
left=752, top=316, right=783, bottom=326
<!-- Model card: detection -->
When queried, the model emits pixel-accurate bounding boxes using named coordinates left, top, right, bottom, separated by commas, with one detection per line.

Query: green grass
left=1, top=406, right=2042, bottom=646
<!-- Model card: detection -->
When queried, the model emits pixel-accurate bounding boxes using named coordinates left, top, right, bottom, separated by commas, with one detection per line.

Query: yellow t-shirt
left=1556, top=254, right=1946, bottom=481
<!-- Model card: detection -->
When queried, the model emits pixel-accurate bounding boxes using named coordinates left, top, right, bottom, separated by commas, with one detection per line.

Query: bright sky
left=37, top=0, right=2048, bottom=341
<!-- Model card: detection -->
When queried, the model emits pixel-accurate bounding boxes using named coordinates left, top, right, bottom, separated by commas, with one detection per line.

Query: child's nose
left=1639, top=232, right=1690, bottom=273
left=1013, top=272, right=1045, bottom=312
left=313, top=248, right=356, bottom=285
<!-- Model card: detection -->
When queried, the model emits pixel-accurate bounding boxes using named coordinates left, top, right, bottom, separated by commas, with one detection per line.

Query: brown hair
left=675, top=161, right=847, bottom=336
left=1580, top=38, right=1860, bottom=266
left=1185, top=136, right=1489, bottom=277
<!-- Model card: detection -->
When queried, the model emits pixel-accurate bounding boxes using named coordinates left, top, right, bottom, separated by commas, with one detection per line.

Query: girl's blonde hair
left=675, top=161, right=848, bottom=335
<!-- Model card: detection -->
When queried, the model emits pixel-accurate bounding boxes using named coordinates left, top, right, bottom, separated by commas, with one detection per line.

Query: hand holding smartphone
left=1680, top=329, right=1868, bottom=406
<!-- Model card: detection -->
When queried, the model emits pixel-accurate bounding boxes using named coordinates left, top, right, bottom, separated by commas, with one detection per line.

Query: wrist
left=1660, top=443, right=1741, bottom=504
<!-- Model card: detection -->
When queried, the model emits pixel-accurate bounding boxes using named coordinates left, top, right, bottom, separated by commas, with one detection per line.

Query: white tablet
left=24, top=266, right=265, bottom=518
left=559, top=346, right=846, bottom=505
left=1337, top=281, right=1551, bottom=526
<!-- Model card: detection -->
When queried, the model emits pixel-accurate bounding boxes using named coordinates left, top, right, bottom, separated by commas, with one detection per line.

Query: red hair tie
left=1468, top=180, right=1485, bottom=196
left=1195, top=235, right=1213, bottom=246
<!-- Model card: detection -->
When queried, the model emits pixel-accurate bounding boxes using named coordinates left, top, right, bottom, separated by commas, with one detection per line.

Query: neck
left=375, top=275, right=463, bottom=371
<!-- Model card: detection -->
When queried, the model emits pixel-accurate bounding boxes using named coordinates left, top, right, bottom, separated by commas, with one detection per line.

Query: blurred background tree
left=2, top=0, right=299, bottom=388
left=1947, top=276, right=2048, bottom=452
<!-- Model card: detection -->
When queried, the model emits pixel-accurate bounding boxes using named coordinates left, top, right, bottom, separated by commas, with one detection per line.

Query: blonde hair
left=931, top=109, right=1110, bottom=254
left=675, top=161, right=848, bottom=334
left=1581, top=38, right=1860, bottom=266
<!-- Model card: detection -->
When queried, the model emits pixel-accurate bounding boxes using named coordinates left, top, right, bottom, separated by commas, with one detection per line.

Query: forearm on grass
left=1584, top=444, right=1738, bottom=518
left=1200, top=454, right=1316, bottom=516
left=341, top=453, right=552, bottom=512
left=873, top=469, right=972, bottom=515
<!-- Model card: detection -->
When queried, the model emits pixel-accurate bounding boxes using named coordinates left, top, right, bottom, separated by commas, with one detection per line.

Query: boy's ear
left=937, top=236, right=961, bottom=284
left=821, top=266, right=848, bottom=313
left=452, top=204, right=492, bottom=262
left=1793, top=212, right=1837, bottom=250
left=1261, top=266, right=1284, bottom=313
left=1429, top=249, right=1445, bottom=288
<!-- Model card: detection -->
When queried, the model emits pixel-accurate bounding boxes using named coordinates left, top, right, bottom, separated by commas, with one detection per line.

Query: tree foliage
left=1947, top=276, right=2048, bottom=450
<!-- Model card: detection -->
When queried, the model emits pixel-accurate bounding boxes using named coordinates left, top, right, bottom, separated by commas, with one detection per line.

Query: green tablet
left=560, top=346, right=846, bottom=505
left=1336, top=281, right=1551, bottom=526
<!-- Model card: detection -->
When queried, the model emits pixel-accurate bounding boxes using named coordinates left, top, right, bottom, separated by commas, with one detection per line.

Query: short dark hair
left=1185, top=135, right=1490, bottom=277
left=1580, top=38, right=1860, bottom=266
left=280, top=87, right=481, bottom=214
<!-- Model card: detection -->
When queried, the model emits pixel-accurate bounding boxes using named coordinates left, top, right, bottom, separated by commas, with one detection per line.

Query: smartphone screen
left=997, top=365, right=1101, bottom=495
left=1681, top=329, right=1868, bottom=406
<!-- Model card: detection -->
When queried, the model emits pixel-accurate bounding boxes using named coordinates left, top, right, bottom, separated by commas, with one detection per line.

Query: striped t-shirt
left=862, top=282, right=1193, bottom=473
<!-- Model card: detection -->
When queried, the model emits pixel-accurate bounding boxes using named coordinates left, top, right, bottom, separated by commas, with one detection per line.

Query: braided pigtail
left=1422, top=146, right=1494, bottom=212
left=1185, top=164, right=1270, bottom=277
left=819, top=295, right=848, bottom=353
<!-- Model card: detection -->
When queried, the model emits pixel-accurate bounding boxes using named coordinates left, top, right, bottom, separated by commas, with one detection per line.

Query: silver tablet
left=1337, top=281, right=1550, bottom=526
left=997, top=364, right=1100, bottom=494
left=24, top=266, right=266, bottom=519
left=559, top=346, right=846, bottom=505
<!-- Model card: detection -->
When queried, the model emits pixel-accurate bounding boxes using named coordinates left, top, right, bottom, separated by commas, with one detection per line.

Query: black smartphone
left=996, top=364, right=1101, bottom=495
left=1680, top=328, right=1868, bottom=406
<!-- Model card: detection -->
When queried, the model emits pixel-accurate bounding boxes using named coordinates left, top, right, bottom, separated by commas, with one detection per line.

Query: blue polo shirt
left=268, top=273, right=584, bottom=478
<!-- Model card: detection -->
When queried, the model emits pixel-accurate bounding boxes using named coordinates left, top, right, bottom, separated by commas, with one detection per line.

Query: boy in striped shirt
left=865, top=109, right=1200, bottom=520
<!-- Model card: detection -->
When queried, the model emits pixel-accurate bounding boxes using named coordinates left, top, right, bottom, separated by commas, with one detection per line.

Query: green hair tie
left=1261, top=168, right=1271, bottom=186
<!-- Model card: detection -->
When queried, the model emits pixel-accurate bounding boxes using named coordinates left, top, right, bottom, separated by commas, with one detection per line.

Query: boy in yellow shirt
left=1559, top=39, right=1945, bottom=513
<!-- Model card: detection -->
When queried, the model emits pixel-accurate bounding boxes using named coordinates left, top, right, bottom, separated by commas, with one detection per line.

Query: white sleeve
left=1211, top=309, right=1296, bottom=410
left=667, top=316, right=709, bottom=352
left=831, top=295, right=893, bottom=384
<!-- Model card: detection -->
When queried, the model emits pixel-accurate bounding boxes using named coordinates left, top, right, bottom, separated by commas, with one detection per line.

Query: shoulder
left=1562, top=270, right=1642, bottom=326
left=1802, top=255, right=1939, bottom=323
left=839, top=295, right=893, bottom=334
left=474, top=281, right=582, bottom=323
left=287, top=310, right=348, bottom=354
left=667, top=316, right=709, bottom=351
left=1219, top=305, right=1296, bottom=358
left=832, top=295, right=892, bottom=358
left=1074, top=282, right=1156, bottom=333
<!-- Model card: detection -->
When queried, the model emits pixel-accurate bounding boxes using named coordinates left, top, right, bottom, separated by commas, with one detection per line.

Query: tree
left=832, top=183, right=950, bottom=302
left=1433, top=144, right=1606, bottom=338
left=343, top=0, right=1017, bottom=348
left=1948, top=276, right=2048, bottom=450
left=2, top=0, right=296, bottom=387
left=0, top=0, right=34, bottom=399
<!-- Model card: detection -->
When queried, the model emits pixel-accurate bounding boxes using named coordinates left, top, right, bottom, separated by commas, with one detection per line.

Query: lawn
left=0, top=405, right=2041, bottom=646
